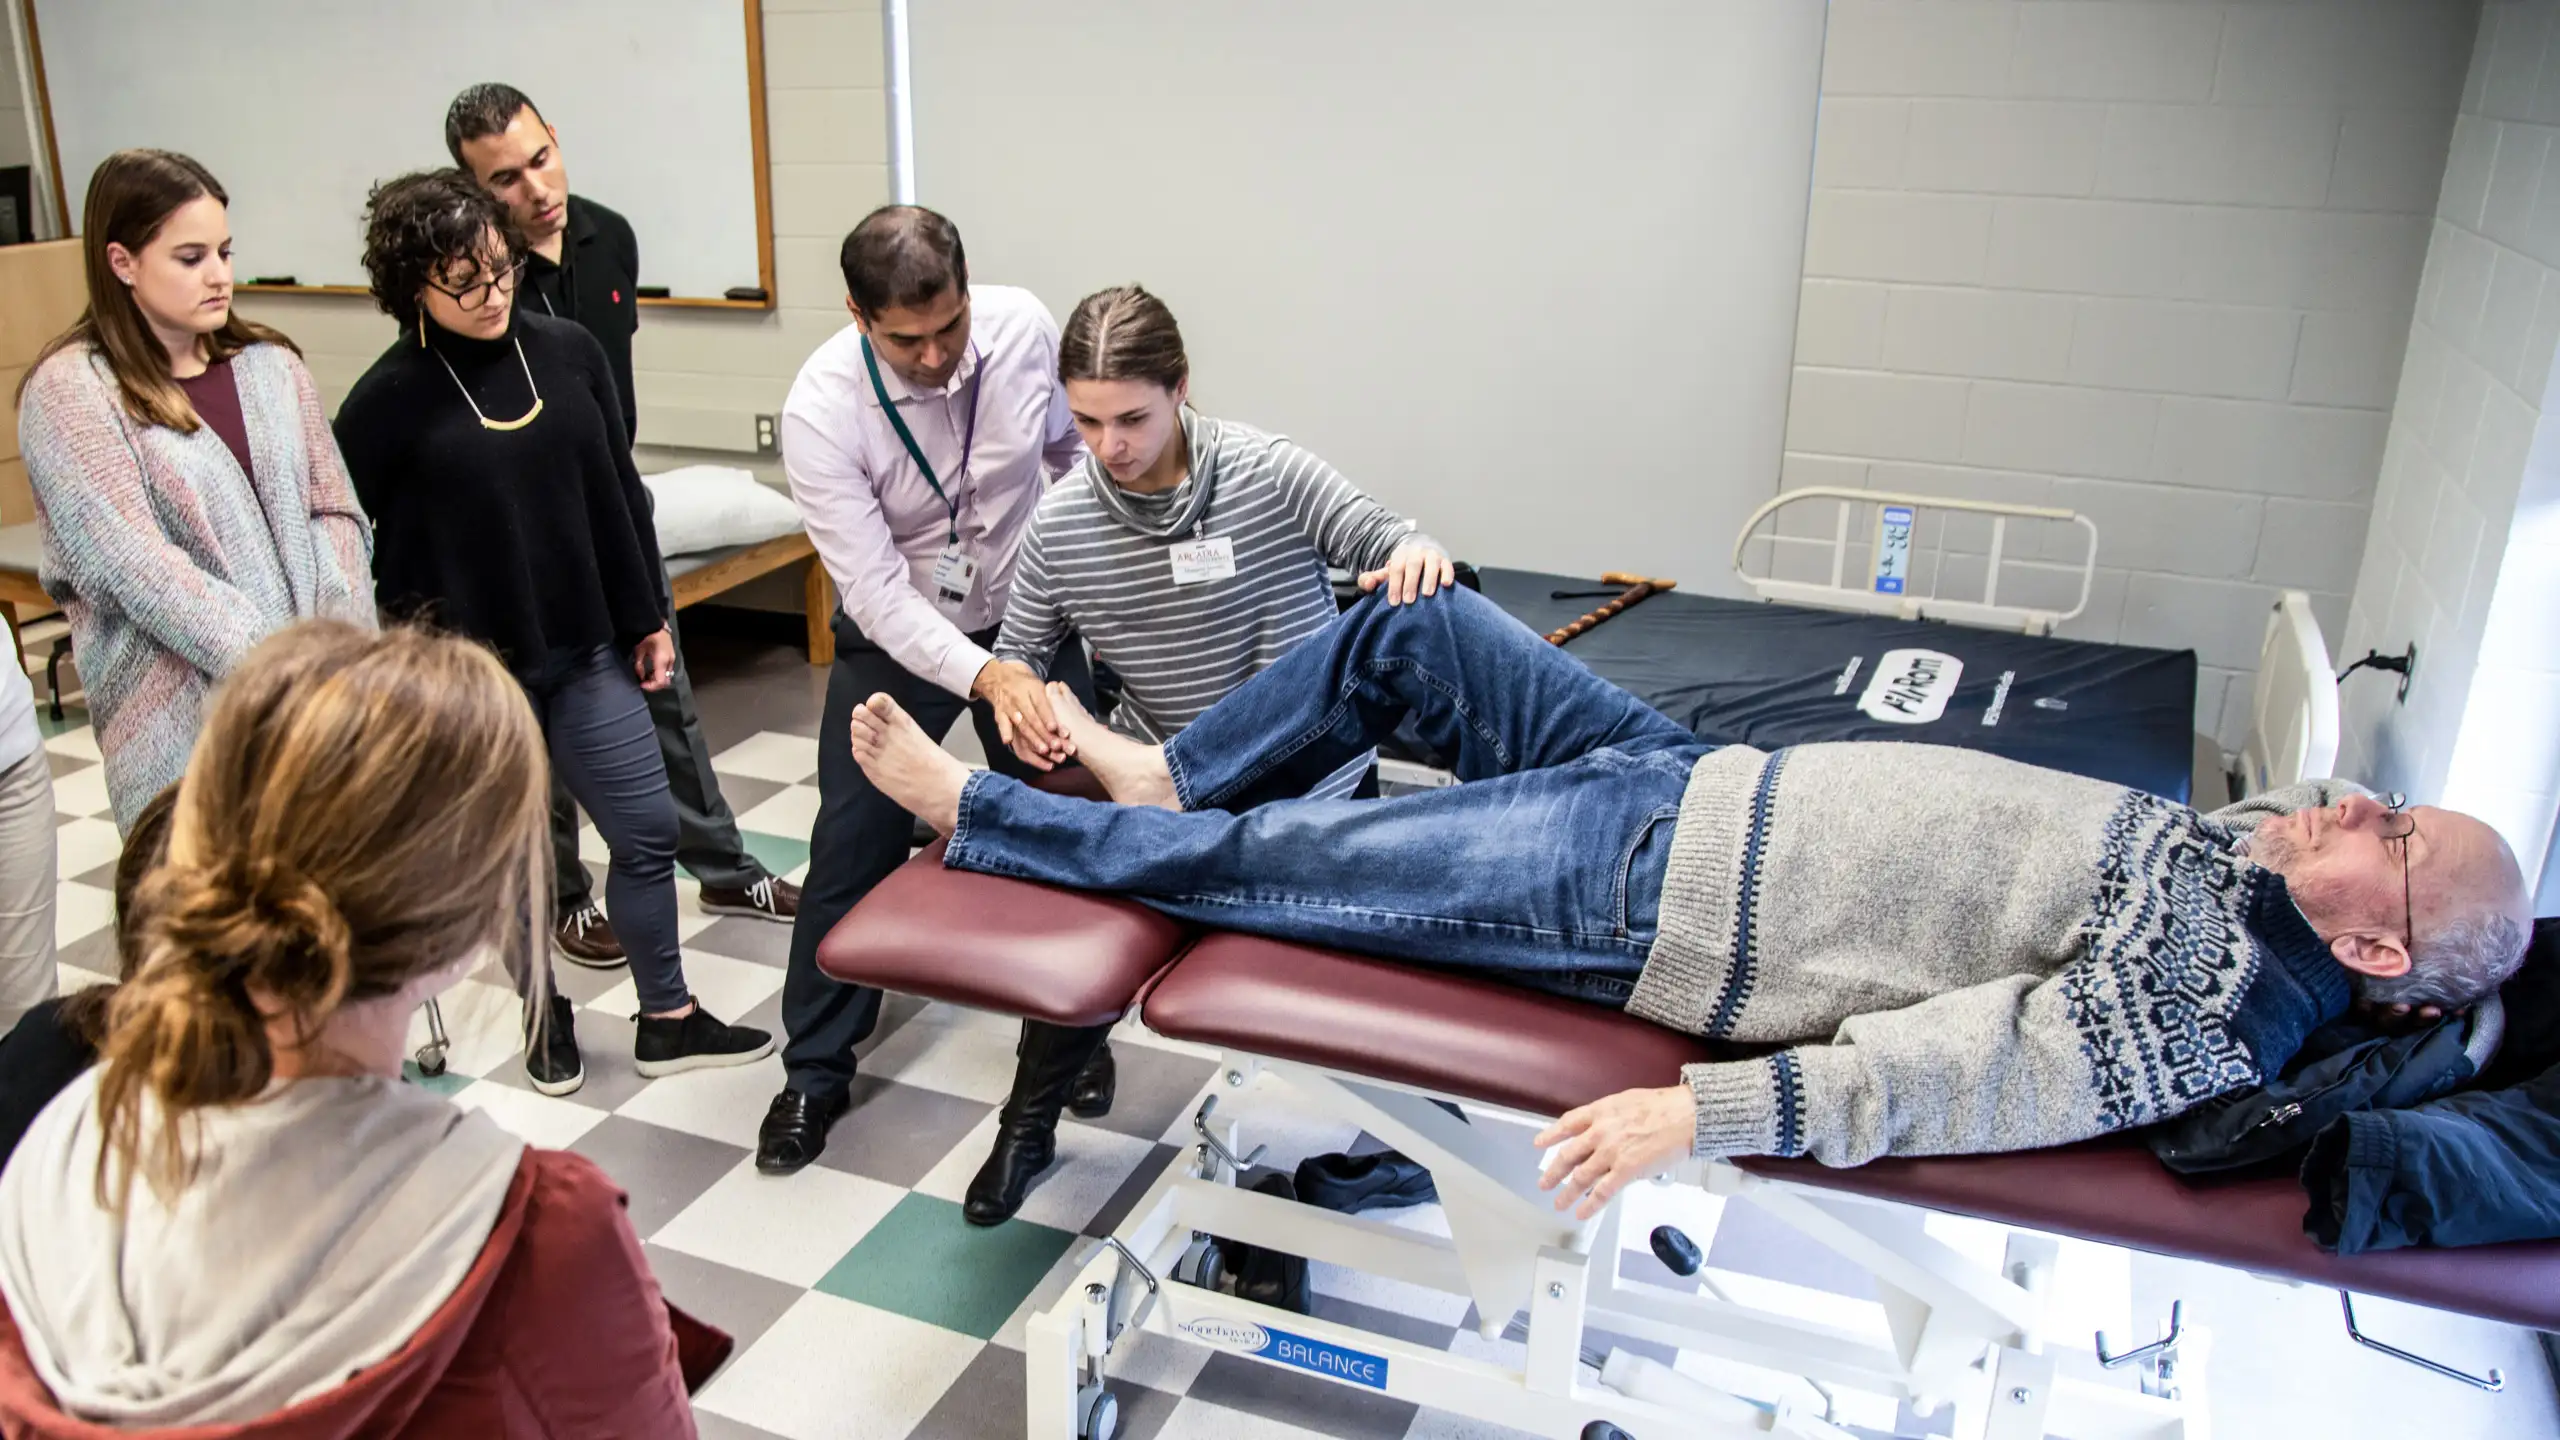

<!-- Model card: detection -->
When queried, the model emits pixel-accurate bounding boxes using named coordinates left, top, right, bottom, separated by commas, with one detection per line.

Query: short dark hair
left=1060, top=285, right=1188, bottom=394
left=445, top=83, right=544, bottom=166
left=840, top=205, right=967, bottom=316
left=358, top=169, right=524, bottom=327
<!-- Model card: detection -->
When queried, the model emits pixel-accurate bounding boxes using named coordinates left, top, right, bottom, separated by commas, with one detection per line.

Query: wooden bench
left=664, top=530, right=835, bottom=667
left=0, top=523, right=840, bottom=718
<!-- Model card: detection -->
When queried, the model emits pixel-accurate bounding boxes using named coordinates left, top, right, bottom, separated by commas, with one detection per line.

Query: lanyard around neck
left=862, top=337, right=981, bottom=545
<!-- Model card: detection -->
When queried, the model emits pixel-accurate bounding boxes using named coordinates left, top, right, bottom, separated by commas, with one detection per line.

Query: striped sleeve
left=992, top=512, right=1069, bottom=676
left=1265, top=441, right=1428, bottom=575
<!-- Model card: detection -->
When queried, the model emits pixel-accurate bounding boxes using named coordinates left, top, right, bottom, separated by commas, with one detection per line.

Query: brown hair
left=1059, top=285, right=1188, bottom=394
left=94, top=621, right=552, bottom=1204
left=17, top=150, right=297, bottom=432
left=52, top=784, right=183, bottom=1051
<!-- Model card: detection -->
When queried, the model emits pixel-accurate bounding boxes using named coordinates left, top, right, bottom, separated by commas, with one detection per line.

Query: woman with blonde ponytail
left=0, top=621, right=726, bottom=1438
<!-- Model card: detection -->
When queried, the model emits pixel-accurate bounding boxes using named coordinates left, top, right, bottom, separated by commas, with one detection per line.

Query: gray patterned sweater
left=1635, top=744, right=2355, bottom=1166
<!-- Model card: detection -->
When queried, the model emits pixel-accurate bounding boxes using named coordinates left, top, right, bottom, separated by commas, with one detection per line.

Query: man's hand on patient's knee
left=1534, top=1084, right=1697, bottom=1221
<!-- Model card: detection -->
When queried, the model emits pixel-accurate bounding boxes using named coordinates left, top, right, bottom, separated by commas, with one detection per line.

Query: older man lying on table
left=841, top=585, right=2533, bottom=1220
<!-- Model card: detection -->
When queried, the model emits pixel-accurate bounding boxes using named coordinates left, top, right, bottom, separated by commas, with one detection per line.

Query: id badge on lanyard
left=1169, top=535, right=1236, bottom=585
left=864, top=335, right=985, bottom=616
left=931, top=544, right=979, bottom=610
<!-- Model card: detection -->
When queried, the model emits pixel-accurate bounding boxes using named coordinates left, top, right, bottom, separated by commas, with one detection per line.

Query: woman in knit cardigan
left=14, top=150, right=376, bottom=833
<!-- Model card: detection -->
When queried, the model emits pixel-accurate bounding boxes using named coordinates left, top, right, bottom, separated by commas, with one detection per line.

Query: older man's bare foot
left=1047, top=683, right=1179, bottom=810
left=849, top=693, right=970, bottom=834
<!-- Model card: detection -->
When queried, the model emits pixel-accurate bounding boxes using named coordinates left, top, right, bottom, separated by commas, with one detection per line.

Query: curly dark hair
left=359, top=168, right=524, bottom=327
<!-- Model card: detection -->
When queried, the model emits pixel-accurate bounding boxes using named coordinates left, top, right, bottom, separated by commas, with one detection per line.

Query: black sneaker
left=634, top=1006, right=776, bottom=1078
left=526, top=994, right=585, bottom=1097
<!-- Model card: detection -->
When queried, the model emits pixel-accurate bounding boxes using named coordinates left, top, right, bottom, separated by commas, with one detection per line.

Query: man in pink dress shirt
left=760, top=207, right=1100, bottom=1174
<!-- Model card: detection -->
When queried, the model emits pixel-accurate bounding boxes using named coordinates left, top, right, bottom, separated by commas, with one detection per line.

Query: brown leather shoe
left=699, top=875, right=800, bottom=923
left=554, top=904, right=628, bottom=968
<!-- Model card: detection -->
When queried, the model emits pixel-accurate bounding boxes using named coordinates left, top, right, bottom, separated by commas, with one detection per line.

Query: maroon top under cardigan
left=176, top=357, right=256, bottom=481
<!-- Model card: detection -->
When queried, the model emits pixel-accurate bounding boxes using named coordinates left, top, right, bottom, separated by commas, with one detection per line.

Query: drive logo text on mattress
left=1856, top=648, right=1961, bottom=725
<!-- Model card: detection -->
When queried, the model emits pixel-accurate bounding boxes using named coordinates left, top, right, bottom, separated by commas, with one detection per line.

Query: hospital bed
left=815, top=494, right=2505, bottom=1439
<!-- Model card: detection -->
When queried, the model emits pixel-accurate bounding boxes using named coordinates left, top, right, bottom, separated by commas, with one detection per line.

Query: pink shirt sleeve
left=783, top=407, right=995, bottom=698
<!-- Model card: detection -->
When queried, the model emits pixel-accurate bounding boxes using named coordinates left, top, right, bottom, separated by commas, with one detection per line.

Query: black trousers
left=551, top=603, right=768, bottom=913
left=781, top=612, right=1094, bottom=1101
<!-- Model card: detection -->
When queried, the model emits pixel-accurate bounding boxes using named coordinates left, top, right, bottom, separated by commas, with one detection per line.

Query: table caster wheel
left=414, top=1045, right=448, bottom=1078
left=1175, top=1236, right=1228, bottom=1293
left=1580, top=1423, right=1634, bottom=1440
left=1076, top=1382, right=1119, bottom=1440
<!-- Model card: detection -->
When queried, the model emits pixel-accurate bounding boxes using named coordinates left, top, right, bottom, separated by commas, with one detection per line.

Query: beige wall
left=1787, top=1, right=2474, bottom=751
left=0, top=5, right=28, bottom=175
left=235, top=0, right=889, bottom=480
left=2349, top=0, right=2560, bottom=886
left=0, top=238, right=87, bottom=525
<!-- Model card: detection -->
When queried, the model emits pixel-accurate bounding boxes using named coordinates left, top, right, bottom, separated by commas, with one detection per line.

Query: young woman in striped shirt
left=959, top=285, right=1448, bottom=1224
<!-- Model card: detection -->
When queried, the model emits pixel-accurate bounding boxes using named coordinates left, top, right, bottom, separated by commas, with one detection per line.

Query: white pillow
left=642, top=465, right=805, bottom=556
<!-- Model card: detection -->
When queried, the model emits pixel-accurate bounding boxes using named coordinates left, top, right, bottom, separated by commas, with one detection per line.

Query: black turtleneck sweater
left=335, top=311, right=667, bottom=677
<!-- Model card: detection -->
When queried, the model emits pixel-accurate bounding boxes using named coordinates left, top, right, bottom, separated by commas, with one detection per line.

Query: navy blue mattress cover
left=1468, top=567, right=2199, bottom=804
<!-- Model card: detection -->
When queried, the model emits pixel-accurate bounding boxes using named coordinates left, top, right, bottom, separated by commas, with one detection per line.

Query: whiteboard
left=31, top=0, right=767, bottom=300
left=910, top=0, right=1824, bottom=595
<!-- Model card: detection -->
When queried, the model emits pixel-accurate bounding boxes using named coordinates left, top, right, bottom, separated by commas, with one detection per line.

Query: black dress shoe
left=1294, top=1150, right=1438, bottom=1215
left=1068, top=1038, right=1116, bottom=1119
left=969, top=1022, right=1113, bottom=1225
left=757, top=1089, right=849, bottom=1175
left=1212, top=1174, right=1311, bottom=1314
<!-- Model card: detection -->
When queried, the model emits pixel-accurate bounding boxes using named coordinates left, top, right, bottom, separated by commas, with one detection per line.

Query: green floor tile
left=402, top=1061, right=472, bottom=1096
left=815, top=1193, right=1076, bottom=1340
left=36, top=705, right=90, bottom=740
left=738, top=829, right=810, bottom=881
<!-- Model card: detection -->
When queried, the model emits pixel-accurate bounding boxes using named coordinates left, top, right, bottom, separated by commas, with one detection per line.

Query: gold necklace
left=432, top=337, right=544, bottom=432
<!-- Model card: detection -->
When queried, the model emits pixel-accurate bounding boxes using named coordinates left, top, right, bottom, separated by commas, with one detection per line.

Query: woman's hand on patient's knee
left=973, top=659, right=1071, bottom=768
left=1357, top=541, right=1455, bottom=607
left=1533, top=1084, right=1697, bottom=1221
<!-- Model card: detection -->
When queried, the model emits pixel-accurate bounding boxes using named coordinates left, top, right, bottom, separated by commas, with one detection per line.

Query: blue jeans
left=524, top=647, right=690, bottom=1014
left=943, top=588, right=1709, bottom=995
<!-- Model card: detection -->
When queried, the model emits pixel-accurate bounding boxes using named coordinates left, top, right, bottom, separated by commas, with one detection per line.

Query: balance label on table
left=1874, top=504, right=1914, bottom=595
left=1180, top=1317, right=1390, bottom=1389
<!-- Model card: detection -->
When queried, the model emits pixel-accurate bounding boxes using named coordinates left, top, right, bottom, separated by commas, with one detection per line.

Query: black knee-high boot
left=968, top=1020, right=1116, bottom=1226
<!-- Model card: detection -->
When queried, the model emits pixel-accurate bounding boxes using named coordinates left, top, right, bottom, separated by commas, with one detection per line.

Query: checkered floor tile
left=29, top=677, right=2556, bottom=1440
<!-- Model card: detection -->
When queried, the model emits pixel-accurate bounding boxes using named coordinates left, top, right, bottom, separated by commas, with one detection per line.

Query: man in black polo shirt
left=447, top=83, right=800, bottom=966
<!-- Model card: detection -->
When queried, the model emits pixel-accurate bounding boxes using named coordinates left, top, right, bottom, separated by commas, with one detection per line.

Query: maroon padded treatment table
left=818, top=809, right=2559, bottom=1438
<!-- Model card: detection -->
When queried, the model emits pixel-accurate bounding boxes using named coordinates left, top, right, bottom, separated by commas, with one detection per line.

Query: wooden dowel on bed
left=1546, top=572, right=1678, bottom=645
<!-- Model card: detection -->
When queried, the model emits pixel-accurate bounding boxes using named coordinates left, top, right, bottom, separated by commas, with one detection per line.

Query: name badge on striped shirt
left=1169, top=535, right=1237, bottom=586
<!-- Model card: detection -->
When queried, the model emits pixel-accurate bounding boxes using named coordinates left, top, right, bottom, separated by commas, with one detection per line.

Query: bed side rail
left=2237, top=590, right=2340, bottom=797
left=1732, top=487, right=2099, bottom=636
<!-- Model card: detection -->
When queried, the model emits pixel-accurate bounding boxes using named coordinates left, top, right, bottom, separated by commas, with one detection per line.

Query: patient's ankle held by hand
left=1045, top=683, right=1178, bottom=810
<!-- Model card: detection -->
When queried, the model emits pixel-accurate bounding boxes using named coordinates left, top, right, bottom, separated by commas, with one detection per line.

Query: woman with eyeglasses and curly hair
left=333, top=169, right=770, bottom=1098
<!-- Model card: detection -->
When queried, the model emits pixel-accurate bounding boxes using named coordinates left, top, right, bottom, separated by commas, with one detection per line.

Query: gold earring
left=418, top=311, right=426, bottom=348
